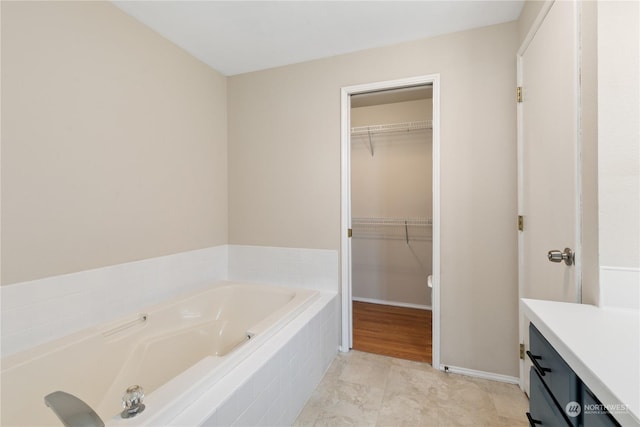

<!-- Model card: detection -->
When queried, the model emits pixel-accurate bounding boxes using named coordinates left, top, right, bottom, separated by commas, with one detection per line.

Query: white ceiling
left=113, top=1, right=524, bottom=76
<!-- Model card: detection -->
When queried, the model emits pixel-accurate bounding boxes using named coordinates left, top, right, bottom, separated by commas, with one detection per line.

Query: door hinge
left=517, top=86, right=523, bottom=103
left=518, top=215, right=524, bottom=231
left=520, top=343, right=525, bottom=360
left=348, top=228, right=353, bottom=238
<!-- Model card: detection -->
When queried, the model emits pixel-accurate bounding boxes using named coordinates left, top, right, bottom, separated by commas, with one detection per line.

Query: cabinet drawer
left=528, top=367, right=571, bottom=426
left=582, top=386, right=621, bottom=427
left=528, top=323, right=580, bottom=426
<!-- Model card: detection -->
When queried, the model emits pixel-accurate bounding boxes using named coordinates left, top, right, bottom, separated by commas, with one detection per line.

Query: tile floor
left=294, top=351, right=529, bottom=427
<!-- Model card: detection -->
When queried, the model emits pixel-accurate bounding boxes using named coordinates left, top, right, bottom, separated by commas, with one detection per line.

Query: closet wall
left=351, top=98, right=433, bottom=307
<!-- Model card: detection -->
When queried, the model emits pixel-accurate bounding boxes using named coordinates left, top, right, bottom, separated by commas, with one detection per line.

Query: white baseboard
left=352, top=297, right=431, bottom=311
left=439, top=364, right=519, bottom=385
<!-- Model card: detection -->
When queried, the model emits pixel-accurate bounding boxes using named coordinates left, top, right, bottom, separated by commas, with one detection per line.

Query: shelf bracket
left=405, top=220, right=409, bottom=244
left=367, top=128, right=374, bottom=157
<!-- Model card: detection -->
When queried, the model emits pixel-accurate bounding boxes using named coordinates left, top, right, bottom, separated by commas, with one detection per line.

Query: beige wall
left=1, top=1, right=228, bottom=285
left=229, top=22, right=520, bottom=376
left=351, top=99, right=432, bottom=218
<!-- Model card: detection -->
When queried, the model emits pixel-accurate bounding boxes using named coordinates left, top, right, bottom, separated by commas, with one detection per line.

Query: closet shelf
left=350, top=120, right=432, bottom=137
left=352, top=217, right=432, bottom=226
left=351, top=217, right=432, bottom=243
left=351, top=120, right=431, bottom=156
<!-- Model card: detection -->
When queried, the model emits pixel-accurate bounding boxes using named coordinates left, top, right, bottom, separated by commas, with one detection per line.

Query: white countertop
left=521, top=298, right=640, bottom=426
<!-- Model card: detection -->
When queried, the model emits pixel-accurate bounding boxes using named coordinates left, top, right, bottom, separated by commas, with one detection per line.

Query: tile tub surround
left=295, top=351, right=529, bottom=427
left=1, top=244, right=339, bottom=357
left=599, top=266, right=640, bottom=310
left=228, top=245, right=339, bottom=292
left=1, top=246, right=228, bottom=357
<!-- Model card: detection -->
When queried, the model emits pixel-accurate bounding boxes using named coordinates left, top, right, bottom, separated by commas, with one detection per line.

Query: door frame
left=340, top=74, right=441, bottom=370
left=517, top=0, right=583, bottom=390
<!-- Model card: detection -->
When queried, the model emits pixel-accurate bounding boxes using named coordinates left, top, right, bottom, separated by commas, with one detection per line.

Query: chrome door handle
left=547, top=248, right=574, bottom=266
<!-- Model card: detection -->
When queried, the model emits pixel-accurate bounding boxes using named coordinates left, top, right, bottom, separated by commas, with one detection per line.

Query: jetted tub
left=0, top=281, right=318, bottom=426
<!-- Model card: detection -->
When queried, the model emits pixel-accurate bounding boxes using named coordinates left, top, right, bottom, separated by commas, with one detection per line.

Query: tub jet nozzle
left=121, top=385, right=145, bottom=419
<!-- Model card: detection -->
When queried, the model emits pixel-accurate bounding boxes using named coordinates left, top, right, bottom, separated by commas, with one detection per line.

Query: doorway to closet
left=351, top=85, right=432, bottom=363
left=340, top=75, right=440, bottom=368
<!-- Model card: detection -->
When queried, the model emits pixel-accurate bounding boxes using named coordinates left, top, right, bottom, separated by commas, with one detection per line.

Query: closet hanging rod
left=352, top=217, right=432, bottom=226
left=351, top=120, right=432, bottom=137
left=351, top=217, right=433, bottom=242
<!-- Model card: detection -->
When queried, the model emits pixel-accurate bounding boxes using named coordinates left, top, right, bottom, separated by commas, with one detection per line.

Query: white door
left=517, top=0, right=581, bottom=392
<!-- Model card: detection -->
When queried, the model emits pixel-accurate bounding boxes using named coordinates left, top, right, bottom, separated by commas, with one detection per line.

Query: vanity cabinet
left=526, top=323, right=621, bottom=427
left=582, top=386, right=620, bottom=427
left=529, top=367, right=574, bottom=426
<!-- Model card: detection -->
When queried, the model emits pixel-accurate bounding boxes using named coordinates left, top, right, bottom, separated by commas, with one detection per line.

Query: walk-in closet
left=350, top=85, right=433, bottom=363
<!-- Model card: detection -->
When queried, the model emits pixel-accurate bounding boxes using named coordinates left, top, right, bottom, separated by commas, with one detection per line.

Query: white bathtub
left=0, top=281, right=319, bottom=426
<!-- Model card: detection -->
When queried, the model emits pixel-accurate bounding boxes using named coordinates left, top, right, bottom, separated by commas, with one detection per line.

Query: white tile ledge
left=599, top=266, right=640, bottom=309
left=1, top=246, right=229, bottom=357
left=521, top=298, right=640, bottom=426
left=1, top=244, right=339, bottom=358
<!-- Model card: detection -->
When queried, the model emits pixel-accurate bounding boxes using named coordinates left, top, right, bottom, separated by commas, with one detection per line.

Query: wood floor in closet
left=352, top=301, right=432, bottom=364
